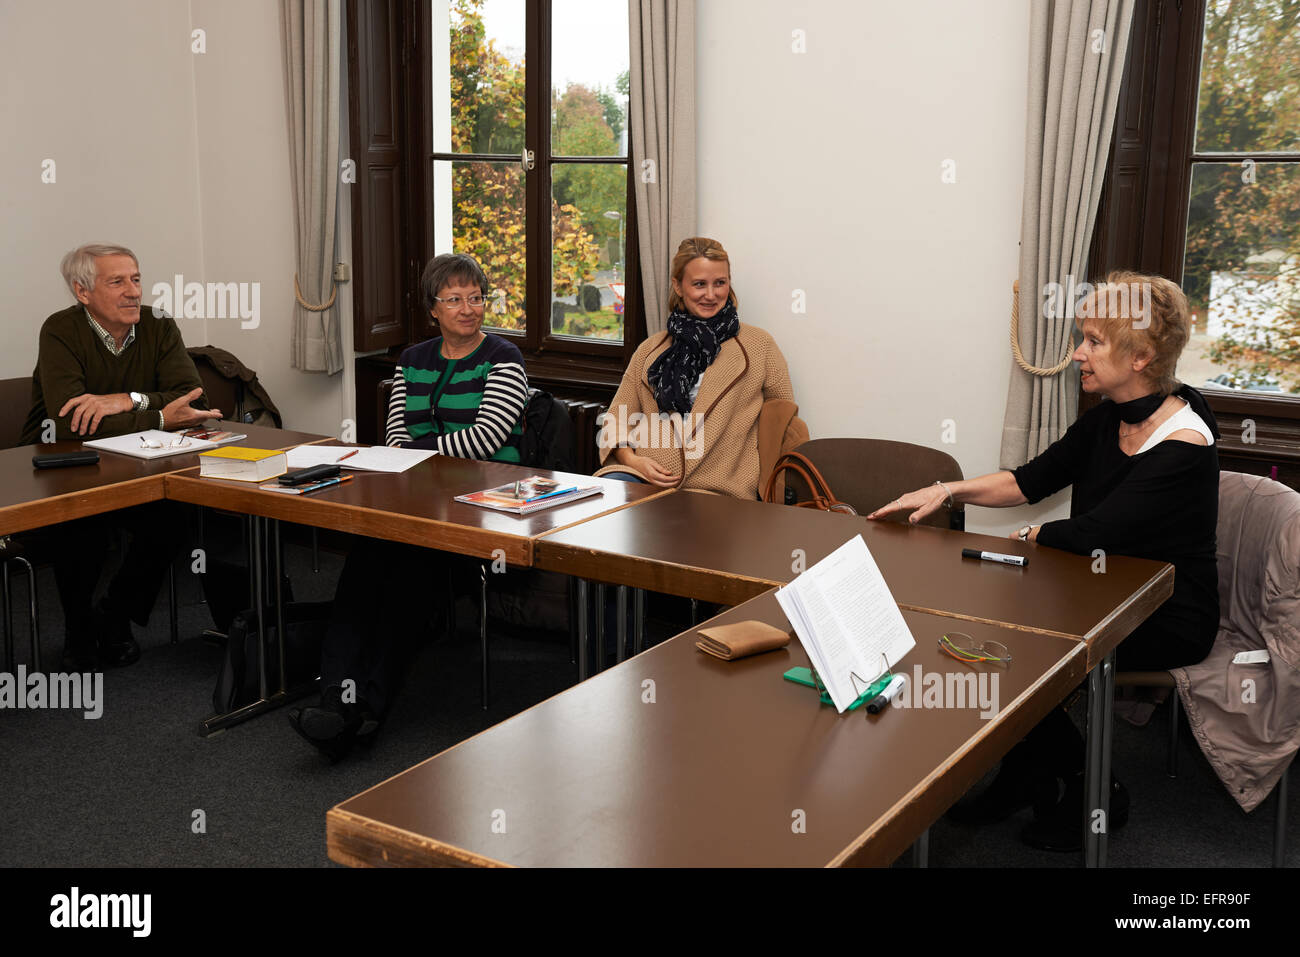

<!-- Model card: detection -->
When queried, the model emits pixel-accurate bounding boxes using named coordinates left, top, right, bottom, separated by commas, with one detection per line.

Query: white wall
left=0, top=0, right=208, bottom=361
left=2, top=0, right=1069, bottom=530
left=0, top=0, right=353, bottom=438
left=696, top=0, right=1070, bottom=533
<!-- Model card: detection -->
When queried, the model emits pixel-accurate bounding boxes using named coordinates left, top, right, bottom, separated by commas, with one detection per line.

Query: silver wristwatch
left=129, top=391, right=148, bottom=411
left=1017, top=524, right=1033, bottom=542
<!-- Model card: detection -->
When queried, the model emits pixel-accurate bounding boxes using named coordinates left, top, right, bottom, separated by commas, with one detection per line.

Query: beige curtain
left=283, top=0, right=343, bottom=374
left=999, top=0, right=1135, bottom=467
left=629, top=0, right=696, bottom=337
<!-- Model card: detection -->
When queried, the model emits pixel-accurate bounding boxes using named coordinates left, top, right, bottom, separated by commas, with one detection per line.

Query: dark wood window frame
left=347, top=0, right=644, bottom=410
left=1089, top=0, right=1300, bottom=486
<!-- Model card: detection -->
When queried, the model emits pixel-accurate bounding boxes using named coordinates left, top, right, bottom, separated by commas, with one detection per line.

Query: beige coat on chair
left=1172, top=472, right=1300, bottom=812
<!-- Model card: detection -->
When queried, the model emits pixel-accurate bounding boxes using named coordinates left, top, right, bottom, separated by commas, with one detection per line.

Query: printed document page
left=775, top=535, right=915, bottom=713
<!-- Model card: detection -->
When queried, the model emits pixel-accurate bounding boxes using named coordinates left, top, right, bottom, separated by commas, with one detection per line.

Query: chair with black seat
left=374, top=379, right=576, bottom=707
left=1120, top=470, right=1299, bottom=866
left=1, top=372, right=187, bottom=671
left=782, top=437, right=965, bottom=530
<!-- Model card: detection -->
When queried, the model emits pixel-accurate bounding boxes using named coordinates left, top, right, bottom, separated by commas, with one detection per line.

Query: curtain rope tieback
left=293, top=273, right=338, bottom=312
left=1009, top=278, right=1074, bottom=376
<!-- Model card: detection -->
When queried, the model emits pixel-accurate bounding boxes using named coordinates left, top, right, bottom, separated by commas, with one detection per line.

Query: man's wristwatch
left=1017, top=524, right=1033, bottom=542
left=129, top=391, right=148, bottom=411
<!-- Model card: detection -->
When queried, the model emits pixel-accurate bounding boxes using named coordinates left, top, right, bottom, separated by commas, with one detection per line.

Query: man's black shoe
left=288, top=686, right=360, bottom=761
left=61, top=645, right=99, bottom=672
left=94, top=603, right=141, bottom=668
left=1021, top=772, right=1129, bottom=852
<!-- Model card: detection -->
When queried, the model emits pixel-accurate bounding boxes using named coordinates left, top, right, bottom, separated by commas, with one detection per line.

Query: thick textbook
left=199, top=447, right=287, bottom=482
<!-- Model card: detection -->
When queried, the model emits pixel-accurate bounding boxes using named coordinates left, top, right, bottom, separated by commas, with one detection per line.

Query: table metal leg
left=633, top=588, right=645, bottom=655
left=690, top=597, right=699, bottom=626
left=594, top=583, right=606, bottom=673
left=568, top=577, right=578, bottom=665
left=576, top=579, right=589, bottom=681
left=911, top=828, right=929, bottom=868
left=2, top=562, right=12, bottom=672
left=311, top=527, right=319, bottom=573
left=480, top=564, right=489, bottom=710
left=168, top=563, right=178, bottom=645
left=616, top=586, right=627, bottom=663
left=200, top=515, right=309, bottom=736
left=18, top=557, right=39, bottom=672
left=272, top=520, right=287, bottom=695
left=251, top=516, right=268, bottom=703
left=1084, top=650, right=1116, bottom=868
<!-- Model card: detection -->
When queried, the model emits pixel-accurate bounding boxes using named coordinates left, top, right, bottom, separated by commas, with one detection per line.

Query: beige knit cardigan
left=596, top=324, right=796, bottom=499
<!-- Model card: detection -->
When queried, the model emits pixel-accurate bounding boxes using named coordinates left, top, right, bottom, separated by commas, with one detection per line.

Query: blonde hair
left=1078, top=270, right=1190, bottom=395
left=667, top=237, right=738, bottom=313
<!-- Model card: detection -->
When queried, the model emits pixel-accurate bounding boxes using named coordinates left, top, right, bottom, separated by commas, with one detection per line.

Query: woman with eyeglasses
left=385, top=253, right=530, bottom=458
left=289, top=253, right=528, bottom=761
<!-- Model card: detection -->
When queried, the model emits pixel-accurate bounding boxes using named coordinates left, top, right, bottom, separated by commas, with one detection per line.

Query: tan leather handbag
left=761, top=451, right=857, bottom=514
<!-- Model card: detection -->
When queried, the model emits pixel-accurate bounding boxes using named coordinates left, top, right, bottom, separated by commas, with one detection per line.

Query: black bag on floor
left=200, top=555, right=295, bottom=635
left=212, top=601, right=330, bottom=713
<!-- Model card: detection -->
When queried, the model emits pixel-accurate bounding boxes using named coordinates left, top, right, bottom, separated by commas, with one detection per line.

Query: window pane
left=1181, top=162, right=1300, bottom=395
left=433, top=159, right=526, bottom=332
left=551, top=0, right=629, bottom=157
left=433, top=0, right=526, bottom=155
left=1194, top=0, right=1300, bottom=153
left=551, top=162, right=624, bottom=342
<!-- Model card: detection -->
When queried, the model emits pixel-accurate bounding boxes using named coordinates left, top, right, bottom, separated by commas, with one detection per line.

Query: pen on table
left=961, top=547, right=1028, bottom=567
left=866, top=674, right=907, bottom=715
left=336, top=449, right=359, bottom=462
left=301, top=475, right=353, bottom=495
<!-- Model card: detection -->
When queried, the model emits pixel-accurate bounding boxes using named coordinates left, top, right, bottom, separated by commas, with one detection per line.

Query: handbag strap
left=762, top=451, right=856, bottom=514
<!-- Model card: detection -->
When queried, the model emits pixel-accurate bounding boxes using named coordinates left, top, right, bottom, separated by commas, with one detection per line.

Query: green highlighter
left=783, top=666, right=893, bottom=712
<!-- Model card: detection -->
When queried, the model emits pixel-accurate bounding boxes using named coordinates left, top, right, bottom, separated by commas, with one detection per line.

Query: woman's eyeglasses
left=938, top=632, right=1012, bottom=666
left=433, top=295, right=489, bottom=308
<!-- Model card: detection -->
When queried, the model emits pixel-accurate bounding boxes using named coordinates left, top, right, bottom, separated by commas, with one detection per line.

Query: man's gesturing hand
left=59, top=392, right=133, bottom=435
left=161, top=388, right=221, bottom=430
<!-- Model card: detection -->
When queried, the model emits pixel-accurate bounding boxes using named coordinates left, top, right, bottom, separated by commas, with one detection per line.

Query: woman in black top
left=871, top=272, right=1219, bottom=850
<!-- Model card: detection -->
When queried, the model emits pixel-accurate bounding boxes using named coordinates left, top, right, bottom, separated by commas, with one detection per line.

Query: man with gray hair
left=20, top=243, right=221, bottom=669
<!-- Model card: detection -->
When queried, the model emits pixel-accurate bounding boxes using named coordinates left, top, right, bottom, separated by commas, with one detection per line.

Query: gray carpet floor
left=0, top=532, right=1293, bottom=869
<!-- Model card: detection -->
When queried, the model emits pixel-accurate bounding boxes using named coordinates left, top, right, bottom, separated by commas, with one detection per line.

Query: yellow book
left=199, top=447, right=287, bottom=482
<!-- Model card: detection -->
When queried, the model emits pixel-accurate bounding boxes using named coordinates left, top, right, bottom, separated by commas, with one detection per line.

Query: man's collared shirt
left=84, top=307, right=159, bottom=423
left=84, top=307, right=136, bottom=357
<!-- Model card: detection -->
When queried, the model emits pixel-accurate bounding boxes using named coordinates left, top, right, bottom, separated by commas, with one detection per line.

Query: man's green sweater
left=20, top=304, right=206, bottom=444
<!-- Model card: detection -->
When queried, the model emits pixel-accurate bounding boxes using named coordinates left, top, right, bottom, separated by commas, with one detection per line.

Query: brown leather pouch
left=695, top=620, right=792, bottom=660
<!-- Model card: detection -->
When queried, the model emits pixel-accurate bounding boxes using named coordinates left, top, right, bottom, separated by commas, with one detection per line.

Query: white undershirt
left=1136, top=399, right=1215, bottom=454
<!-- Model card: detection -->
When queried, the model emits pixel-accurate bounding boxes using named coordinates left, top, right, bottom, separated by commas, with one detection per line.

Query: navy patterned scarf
left=646, top=302, right=741, bottom=414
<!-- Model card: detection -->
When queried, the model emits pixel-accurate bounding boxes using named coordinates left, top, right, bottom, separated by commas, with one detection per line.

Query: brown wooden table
left=326, top=588, right=1088, bottom=867
left=165, top=451, right=671, bottom=566
left=0, top=421, right=330, bottom=536
left=535, top=491, right=1173, bottom=668
left=534, top=492, right=1174, bottom=866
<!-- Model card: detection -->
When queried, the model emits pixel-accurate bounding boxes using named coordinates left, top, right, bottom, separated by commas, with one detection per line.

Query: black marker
left=962, top=548, right=1028, bottom=567
left=866, top=674, right=906, bottom=715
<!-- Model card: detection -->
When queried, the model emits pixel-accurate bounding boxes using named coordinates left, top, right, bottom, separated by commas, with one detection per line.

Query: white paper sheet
left=284, top=445, right=437, bottom=473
